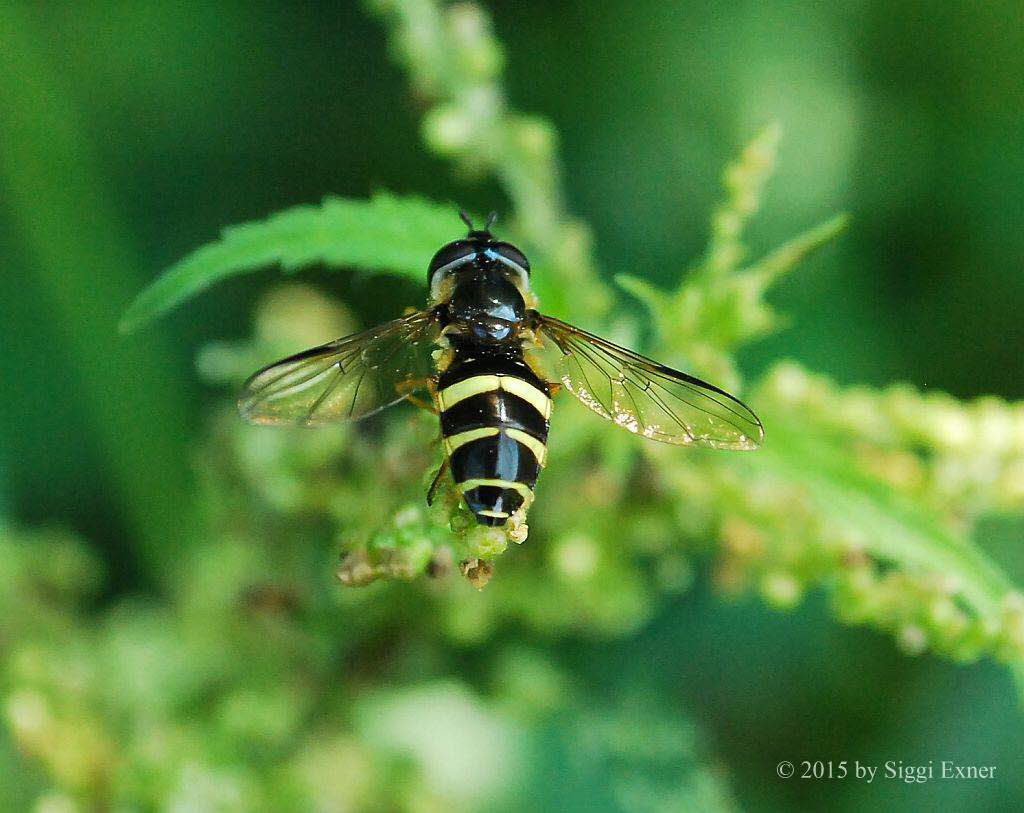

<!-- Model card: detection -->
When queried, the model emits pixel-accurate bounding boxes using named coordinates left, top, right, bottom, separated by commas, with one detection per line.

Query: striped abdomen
left=437, top=347, right=550, bottom=526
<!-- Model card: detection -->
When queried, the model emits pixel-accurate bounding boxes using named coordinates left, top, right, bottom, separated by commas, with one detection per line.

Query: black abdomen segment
left=438, top=348, right=550, bottom=526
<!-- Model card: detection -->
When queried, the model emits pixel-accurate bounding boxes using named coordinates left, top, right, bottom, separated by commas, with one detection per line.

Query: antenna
left=485, top=211, right=498, bottom=230
left=458, top=209, right=475, bottom=232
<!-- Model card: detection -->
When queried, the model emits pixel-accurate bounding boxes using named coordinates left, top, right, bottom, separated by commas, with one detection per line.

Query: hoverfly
left=239, top=213, right=763, bottom=527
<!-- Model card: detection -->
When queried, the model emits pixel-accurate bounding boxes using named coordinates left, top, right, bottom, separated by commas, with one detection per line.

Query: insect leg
left=405, top=394, right=438, bottom=414
left=396, top=376, right=439, bottom=414
left=426, top=458, right=450, bottom=506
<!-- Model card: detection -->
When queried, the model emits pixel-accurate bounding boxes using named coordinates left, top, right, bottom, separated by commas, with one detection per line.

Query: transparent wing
left=536, top=315, right=763, bottom=449
left=239, top=310, right=441, bottom=426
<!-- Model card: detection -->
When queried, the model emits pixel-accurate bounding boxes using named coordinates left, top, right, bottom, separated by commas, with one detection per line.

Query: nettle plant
left=123, top=1, right=1024, bottom=689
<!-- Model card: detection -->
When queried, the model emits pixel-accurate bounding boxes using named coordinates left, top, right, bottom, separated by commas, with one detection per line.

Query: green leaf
left=744, top=213, right=849, bottom=286
left=729, top=407, right=1024, bottom=694
left=613, top=273, right=667, bottom=317
left=120, top=191, right=465, bottom=333
left=756, top=415, right=1014, bottom=612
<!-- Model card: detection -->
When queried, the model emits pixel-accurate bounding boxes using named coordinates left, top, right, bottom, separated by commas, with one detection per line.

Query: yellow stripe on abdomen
left=438, top=374, right=551, bottom=418
left=443, top=427, right=500, bottom=455
left=457, top=478, right=534, bottom=506
left=504, top=428, right=548, bottom=467
left=500, top=376, right=551, bottom=418
left=438, top=375, right=501, bottom=411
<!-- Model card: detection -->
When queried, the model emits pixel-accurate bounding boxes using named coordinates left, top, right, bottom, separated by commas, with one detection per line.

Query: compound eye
left=493, top=242, right=531, bottom=275
left=428, top=240, right=476, bottom=279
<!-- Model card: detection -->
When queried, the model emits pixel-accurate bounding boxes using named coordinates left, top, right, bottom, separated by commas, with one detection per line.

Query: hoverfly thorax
left=447, top=266, right=526, bottom=341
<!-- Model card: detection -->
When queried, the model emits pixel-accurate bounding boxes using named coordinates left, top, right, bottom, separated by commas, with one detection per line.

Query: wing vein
left=536, top=314, right=762, bottom=448
left=238, top=310, right=440, bottom=426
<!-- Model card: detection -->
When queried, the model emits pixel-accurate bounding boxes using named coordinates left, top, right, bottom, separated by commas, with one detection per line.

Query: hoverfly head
left=428, top=211, right=531, bottom=305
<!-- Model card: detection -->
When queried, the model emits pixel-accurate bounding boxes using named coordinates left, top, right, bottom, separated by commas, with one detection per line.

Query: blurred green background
left=1, top=1, right=1023, bottom=810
